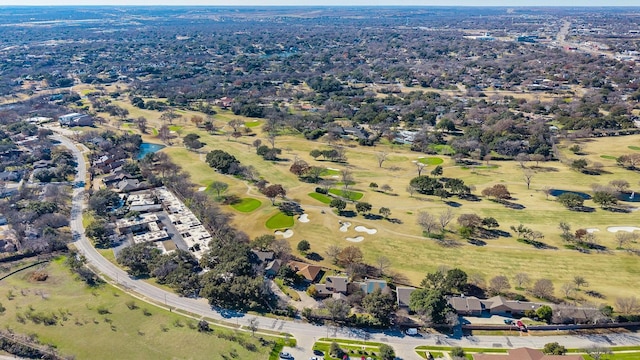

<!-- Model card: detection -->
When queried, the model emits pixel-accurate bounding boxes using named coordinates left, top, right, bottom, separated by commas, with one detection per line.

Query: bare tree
left=376, top=256, right=391, bottom=276
left=615, top=296, right=640, bottom=315
left=417, top=211, right=441, bottom=235
left=530, top=154, right=545, bottom=166
left=515, top=153, right=529, bottom=168
left=513, top=273, right=531, bottom=289
left=615, top=232, right=638, bottom=249
left=415, top=162, right=426, bottom=176
left=406, top=185, right=417, bottom=198
left=340, top=169, right=353, bottom=190
left=541, top=186, right=552, bottom=200
left=523, top=170, right=534, bottom=190
left=376, top=151, right=388, bottom=168
left=609, top=179, right=630, bottom=193
left=532, top=278, right=555, bottom=300
left=573, top=275, right=588, bottom=290
left=325, top=245, right=342, bottom=265
left=489, top=275, right=511, bottom=295
left=560, top=283, right=576, bottom=298
left=583, top=346, right=611, bottom=360
left=438, top=208, right=455, bottom=230
left=248, top=317, right=259, bottom=337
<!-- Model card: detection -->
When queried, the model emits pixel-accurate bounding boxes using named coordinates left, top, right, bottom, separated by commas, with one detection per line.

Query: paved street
left=54, top=132, right=640, bottom=360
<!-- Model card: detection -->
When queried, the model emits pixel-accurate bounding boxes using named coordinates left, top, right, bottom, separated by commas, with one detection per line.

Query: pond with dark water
left=549, top=189, right=592, bottom=200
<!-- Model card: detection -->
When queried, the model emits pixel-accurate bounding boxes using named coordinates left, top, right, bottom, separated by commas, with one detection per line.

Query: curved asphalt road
left=54, top=133, right=640, bottom=360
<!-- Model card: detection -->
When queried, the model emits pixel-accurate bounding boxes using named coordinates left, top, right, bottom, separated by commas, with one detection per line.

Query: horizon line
left=1, top=4, right=640, bottom=8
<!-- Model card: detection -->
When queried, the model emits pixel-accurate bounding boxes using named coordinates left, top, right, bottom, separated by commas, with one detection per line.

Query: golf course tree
left=557, top=192, right=585, bottom=210
left=206, top=149, right=240, bottom=174
left=379, top=207, right=391, bottom=219
left=410, top=175, right=443, bottom=195
left=261, top=184, right=286, bottom=205
left=297, top=239, right=310, bottom=254
left=330, top=198, right=347, bottom=214
left=481, top=184, right=511, bottom=200
left=444, top=178, right=470, bottom=197
left=117, top=242, right=162, bottom=278
left=542, top=342, right=566, bottom=355
left=355, top=201, right=372, bottom=215
left=183, top=133, right=204, bottom=150
left=420, top=268, right=468, bottom=294
left=208, top=181, right=228, bottom=198
left=378, top=344, right=396, bottom=360
left=592, top=189, right=618, bottom=209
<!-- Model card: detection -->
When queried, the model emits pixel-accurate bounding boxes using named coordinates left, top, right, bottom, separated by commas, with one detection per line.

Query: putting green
left=600, top=155, right=617, bottom=160
left=628, top=146, right=640, bottom=151
left=266, top=212, right=294, bottom=229
left=245, top=121, right=261, bottom=128
left=231, top=198, right=261, bottom=212
left=320, top=168, right=340, bottom=176
left=329, top=189, right=364, bottom=201
left=308, top=192, right=332, bottom=204
left=418, top=157, right=444, bottom=165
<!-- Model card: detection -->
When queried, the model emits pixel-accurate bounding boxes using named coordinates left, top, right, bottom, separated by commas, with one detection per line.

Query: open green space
left=418, top=157, right=444, bottom=165
left=168, top=125, right=183, bottom=132
left=600, top=155, right=617, bottom=160
left=244, top=121, right=261, bottom=128
left=0, top=258, right=273, bottom=360
left=628, top=146, right=640, bottom=151
left=230, top=197, right=262, bottom=212
left=265, top=212, right=294, bottom=229
left=328, top=188, right=364, bottom=201
left=320, top=168, right=340, bottom=176
left=308, top=192, right=332, bottom=204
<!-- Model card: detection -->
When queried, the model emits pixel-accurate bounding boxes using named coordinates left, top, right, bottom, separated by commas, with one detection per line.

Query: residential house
left=315, top=276, right=348, bottom=297
left=217, top=97, right=234, bottom=108
left=0, top=171, right=22, bottom=182
left=396, top=286, right=416, bottom=309
left=116, top=179, right=148, bottom=193
left=481, top=296, right=542, bottom=316
left=473, top=348, right=583, bottom=360
left=287, top=260, right=323, bottom=283
left=448, top=296, right=483, bottom=316
left=265, top=259, right=282, bottom=277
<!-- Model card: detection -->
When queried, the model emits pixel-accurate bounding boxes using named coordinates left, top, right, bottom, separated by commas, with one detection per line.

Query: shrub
left=315, top=187, right=328, bottom=194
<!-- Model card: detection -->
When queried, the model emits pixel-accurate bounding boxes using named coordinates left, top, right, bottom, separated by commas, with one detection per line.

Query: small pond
left=549, top=189, right=591, bottom=200
left=137, top=142, right=165, bottom=159
left=618, top=191, right=640, bottom=202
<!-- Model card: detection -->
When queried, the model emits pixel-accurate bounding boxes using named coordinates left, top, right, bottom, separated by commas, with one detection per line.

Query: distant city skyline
left=1, top=1, right=639, bottom=6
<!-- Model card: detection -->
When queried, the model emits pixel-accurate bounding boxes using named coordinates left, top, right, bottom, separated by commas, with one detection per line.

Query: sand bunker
left=298, top=214, right=310, bottom=223
left=354, top=225, right=377, bottom=234
left=346, top=236, right=364, bottom=242
left=339, top=221, right=351, bottom=232
left=586, top=228, right=600, bottom=233
left=607, top=226, right=640, bottom=233
left=327, top=167, right=340, bottom=171
left=197, top=187, right=206, bottom=192
left=274, top=229, right=294, bottom=238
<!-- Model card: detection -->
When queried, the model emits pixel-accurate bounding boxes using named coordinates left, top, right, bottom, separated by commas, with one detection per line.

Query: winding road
left=54, top=132, right=640, bottom=360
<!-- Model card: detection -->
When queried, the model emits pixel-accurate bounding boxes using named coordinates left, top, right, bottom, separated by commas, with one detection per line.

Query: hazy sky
left=1, top=1, right=639, bottom=6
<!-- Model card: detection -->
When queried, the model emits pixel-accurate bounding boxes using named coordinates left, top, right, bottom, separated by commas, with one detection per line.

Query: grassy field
left=266, top=212, right=294, bottom=229
left=230, top=198, right=262, bottom=212
left=0, top=258, right=273, bottom=360
left=418, top=157, right=444, bottom=165
left=328, top=189, right=364, bottom=201
left=308, top=192, right=332, bottom=204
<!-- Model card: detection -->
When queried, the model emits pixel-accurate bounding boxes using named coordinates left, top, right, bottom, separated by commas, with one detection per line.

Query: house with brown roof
left=481, top=296, right=542, bottom=316
left=396, top=286, right=416, bottom=309
left=473, top=347, right=583, bottom=360
left=448, top=295, right=483, bottom=316
left=288, top=260, right=323, bottom=283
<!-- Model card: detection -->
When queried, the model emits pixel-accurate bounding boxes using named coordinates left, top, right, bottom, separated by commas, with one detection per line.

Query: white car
left=405, top=328, right=418, bottom=335
left=279, top=352, right=293, bottom=359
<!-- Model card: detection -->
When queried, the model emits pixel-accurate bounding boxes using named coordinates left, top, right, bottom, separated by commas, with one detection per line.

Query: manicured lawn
left=600, top=154, right=617, bottom=160
left=0, top=258, right=273, bottom=360
left=168, top=125, right=182, bottom=132
left=266, top=212, right=294, bottom=229
left=329, top=188, right=364, bottom=201
left=244, top=121, right=261, bottom=128
left=314, top=338, right=386, bottom=360
left=230, top=197, right=262, bottom=212
left=308, top=192, right=332, bottom=204
left=628, top=146, right=640, bottom=151
left=418, top=157, right=444, bottom=165
left=320, top=168, right=340, bottom=176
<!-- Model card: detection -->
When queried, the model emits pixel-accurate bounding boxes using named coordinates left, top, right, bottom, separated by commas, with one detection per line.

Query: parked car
left=503, top=319, right=514, bottom=325
left=405, top=328, right=418, bottom=335
left=280, top=352, right=293, bottom=359
left=313, top=350, right=324, bottom=356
